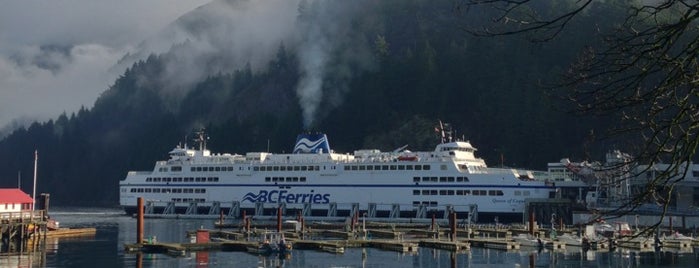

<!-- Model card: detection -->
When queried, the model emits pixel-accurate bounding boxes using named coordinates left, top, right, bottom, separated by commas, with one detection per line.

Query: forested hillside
left=0, top=0, right=624, bottom=206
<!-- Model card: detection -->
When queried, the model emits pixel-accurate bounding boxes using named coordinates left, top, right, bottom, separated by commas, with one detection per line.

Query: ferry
left=119, top=126, right=556, bottom=222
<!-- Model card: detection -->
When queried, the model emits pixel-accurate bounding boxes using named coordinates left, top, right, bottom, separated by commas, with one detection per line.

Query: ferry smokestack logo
left=293, top=133, right=330, bottom=154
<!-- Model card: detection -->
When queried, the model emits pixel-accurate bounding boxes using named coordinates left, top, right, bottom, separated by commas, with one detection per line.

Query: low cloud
left=0, top=0, right=211, bottom=134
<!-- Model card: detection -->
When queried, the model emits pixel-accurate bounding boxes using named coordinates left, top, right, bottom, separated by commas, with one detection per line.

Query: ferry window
left=201, top=189, right=206, bottom=193
left=430, top=190, right=438, bottom=195
left=274, top=166, right=280, bottom=171
left=457, top=177, right=463, bottom=182
left=265, top=177, right=271, bottom=182
left=382, top=165, right=389, bottom=170
left=228, top=167, right=234, bottom=171
left=430, top=201, right=437, bottom=207
left=447, top=190, right=454, bottom=195
left=367, top=166, right=374, bottom=170
left=472, top=191, right=479, bottom=196
left=284, top=177, right=290, bottom=182
left=287, top=166, right=293, bottom=171
left=153, top=188, right=160, bottom=193
left=130, top=189, right=136, bottom=193
left=523, top=191, right=530, bottom=196
left=292, top=177, right=299, bottom=182
left=488, top=190, right=497, bottom=196
left=359, top=165, right=366, bottom=170
left=344, top=166, right=350, bottom=171
left=374, top=165, right=381, bottom=170
left=207, top=177, right=214, bottom=182
left=146, top=178, right=152, bottom=182
left=398, top=165, right=405, bottom=170
left=422, top=177, right=429, bottom=182
left=456, top=190, right=463, bottom=195
left=253, top=167, right=259, bottom=171
left=431, top=177, right=438, bottom=182
left=413, top=190, right=420, bottom=195
left=351, top=166, right=358, bottom=171
left=440, top=165, right=447, bottom=170
left=314, top=166, right=320, bottom=171
left=195, top=167, right=201, bottom=172
left=172, top=166, right=182, bottom=172
left=165, top=177, right=172, bottom=182
left=191, top=167, right=196, bottom=172
left=390, top=165, right=397, bottom=170
left=423, top=165, right=431, bottom=170
left=439, top=190, right=447, bottom=195
left=422, top=190, right=430, bottom=195
left=280, top=166, right=286, bottom=171
left=496, top=190, right=504, bottom=196
left=415, top=165, right=422, bottom=170
left=439, top=177, right=447, bottom=182
left=413, top=201, right=420, bottom=206
left=448, top=177, right=455, bottom=182
left=301, top=166, right=307, bottom=171
left=515, top=190, right=521, bottom=196
left=294, top=166, right=301, bottom=171
left=406, top=165, right=413, bottom=170
left=464, top=190, right=470, bottom=195
left=212, top=167, right=218, bottom=172
left=300, top=177, right=306, bottom=182
left=413, top=177, right=420, bottom=182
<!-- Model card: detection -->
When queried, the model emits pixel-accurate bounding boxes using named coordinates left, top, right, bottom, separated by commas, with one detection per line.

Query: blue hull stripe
left=122, top=183, right=554, bottom=189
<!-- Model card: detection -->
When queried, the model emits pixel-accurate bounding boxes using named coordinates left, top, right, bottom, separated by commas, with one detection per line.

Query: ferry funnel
left=293, top=133, right=331, bottom=154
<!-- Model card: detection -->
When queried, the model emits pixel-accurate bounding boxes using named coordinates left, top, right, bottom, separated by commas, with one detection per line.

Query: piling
left=137, top=197, right=144, bottom=244
left=277, top=206, right=282, bottom=232
left=450, top=212, right=457, bottom=242
left=669, top=217, right=673, bottom=233
left=528, top=210, right=535, bottom=236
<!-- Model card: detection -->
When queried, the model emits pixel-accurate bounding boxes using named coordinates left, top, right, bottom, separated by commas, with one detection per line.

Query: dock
left=122, top=197, right=699, bottom=258
left=45, top=228, right=97, bottom=238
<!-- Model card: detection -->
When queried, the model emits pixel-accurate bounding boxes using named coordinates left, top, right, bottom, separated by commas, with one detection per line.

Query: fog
left=0, top=0, right=211, bottom=134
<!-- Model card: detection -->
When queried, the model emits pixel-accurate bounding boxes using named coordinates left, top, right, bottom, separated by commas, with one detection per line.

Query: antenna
left=17, top=171, right=21, bottom=189
left=32, top=150, right=38, bottom=211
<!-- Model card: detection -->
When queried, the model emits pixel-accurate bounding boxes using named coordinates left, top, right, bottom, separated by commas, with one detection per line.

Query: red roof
left=0, top=188, right=34, bottom=204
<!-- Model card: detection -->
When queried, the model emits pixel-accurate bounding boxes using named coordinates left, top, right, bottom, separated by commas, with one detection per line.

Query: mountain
left=0, top=0, right=621, bottom=206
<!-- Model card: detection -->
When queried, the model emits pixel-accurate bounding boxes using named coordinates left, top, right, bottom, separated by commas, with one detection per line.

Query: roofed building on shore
left=0, top=188, right=34, bottom=213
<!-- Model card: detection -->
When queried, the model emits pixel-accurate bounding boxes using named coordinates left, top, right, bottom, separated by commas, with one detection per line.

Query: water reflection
left=3, top=209, right=699, bottom=267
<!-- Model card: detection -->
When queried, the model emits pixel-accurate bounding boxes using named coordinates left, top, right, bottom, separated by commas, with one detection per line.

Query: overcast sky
left=0, top=0, right=211, bottom=132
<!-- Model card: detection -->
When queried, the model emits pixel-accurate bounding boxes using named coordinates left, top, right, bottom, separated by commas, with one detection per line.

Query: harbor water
left=2, top=208, right=699, bottom=267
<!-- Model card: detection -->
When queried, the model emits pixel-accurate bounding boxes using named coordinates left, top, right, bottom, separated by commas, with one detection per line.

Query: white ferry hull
left=119, top=131, right=556, bottom=223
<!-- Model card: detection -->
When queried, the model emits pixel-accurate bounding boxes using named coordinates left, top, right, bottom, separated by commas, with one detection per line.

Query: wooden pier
left=1, top=210, right=48, bottom=253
